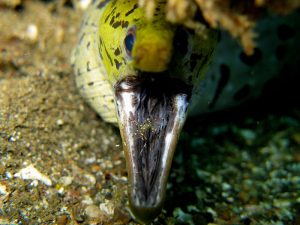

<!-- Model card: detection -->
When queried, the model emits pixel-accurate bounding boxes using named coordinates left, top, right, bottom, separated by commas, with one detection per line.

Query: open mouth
left=114, top=74, right=192, bottom=222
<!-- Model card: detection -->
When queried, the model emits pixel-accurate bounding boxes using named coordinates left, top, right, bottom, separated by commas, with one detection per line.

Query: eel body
left=71, top=0, right=299, bottom=223
left=72, top=0, right=217, bottom=222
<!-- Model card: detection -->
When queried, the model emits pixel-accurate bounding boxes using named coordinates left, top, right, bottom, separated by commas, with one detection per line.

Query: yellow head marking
left=132, top=22, right=174, bottom=72
left=98, top=0, right=175, bottom=85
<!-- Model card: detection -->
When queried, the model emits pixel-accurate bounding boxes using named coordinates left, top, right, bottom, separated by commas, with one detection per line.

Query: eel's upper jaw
left=114, top=75, right=191, bottom=223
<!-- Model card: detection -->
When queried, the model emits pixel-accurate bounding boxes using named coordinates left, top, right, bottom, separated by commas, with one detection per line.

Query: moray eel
left=71, top=0, right=300, bottom=223
left=72, top=0, right=217, bottom=223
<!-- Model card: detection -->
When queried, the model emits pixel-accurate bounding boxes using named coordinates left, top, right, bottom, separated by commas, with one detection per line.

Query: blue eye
left=125, top=34, right=134, bottom=52
left=124, top=28, right=135, bottom=56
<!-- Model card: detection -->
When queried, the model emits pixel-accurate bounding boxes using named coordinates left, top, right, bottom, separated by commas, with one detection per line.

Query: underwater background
left=0, top=0, right=300, bottom=224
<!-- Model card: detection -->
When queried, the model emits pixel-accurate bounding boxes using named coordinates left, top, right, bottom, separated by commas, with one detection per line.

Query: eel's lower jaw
left=114, top=75, right=191, bottom=223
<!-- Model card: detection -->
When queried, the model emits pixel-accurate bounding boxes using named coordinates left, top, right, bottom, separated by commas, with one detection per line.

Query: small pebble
left=78, top=0, right=92, bottom=10
left=82, top=195, right=93, bottom=205
left=14, top=164, right=52, bottom=186
left=0, top=183, right=8, bottom=195
left=56, top=215, right=68, bottom=225
left=84, top=173, right=96, bottom=185
left=5, top=172, right=13, bottom=179
left=56, top=119, right=64, bottom=126
left=99, top=200, right=114, bottom=215
left=25, top=24, right=39, bottom=42
left=85, top=205, right=102, bottom=218
left=60, top=176, right=73, bottom=186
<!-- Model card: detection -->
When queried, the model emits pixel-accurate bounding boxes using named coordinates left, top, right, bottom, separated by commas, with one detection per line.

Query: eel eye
left=124, top=27, right=136, bottom=57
